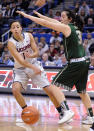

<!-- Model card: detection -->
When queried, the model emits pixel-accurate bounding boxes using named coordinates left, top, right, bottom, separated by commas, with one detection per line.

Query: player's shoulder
left=8, top=37, right=15, bottom=44
left=24, top=31, right=33, bottom=38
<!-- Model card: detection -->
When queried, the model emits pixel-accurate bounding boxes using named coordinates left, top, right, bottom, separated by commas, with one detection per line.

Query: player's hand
left=33, top=10, right=40, bottom=16
left=16, top=11, right=29, bottom=18
left=24, top=52, right=32, bottom=58
left=32, top=65, right=41, bottom=76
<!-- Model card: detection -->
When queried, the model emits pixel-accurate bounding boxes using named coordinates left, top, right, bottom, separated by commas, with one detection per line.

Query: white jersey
left=8, top=32, right=37, bottom=68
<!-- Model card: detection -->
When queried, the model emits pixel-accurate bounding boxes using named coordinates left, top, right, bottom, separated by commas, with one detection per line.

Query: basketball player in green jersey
left=17, top=9, right=94, bottom=125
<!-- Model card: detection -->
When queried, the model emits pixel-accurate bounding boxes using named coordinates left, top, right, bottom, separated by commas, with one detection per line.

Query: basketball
left=35, top=0, right=46, bottom=7
left=21, top=106, right=40, bottom=124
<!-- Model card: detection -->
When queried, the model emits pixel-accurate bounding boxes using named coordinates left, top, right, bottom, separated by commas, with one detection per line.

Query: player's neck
left=13, top=34, right=24, bottom=42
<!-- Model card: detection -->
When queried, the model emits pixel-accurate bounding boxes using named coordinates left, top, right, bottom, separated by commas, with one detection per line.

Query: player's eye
left=12, top=26, right=15, bottom=29
left=17, top=26, right=20, bottom=28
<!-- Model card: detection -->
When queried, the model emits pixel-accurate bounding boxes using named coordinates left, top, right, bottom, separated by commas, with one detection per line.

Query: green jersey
left=63, top=23, right=85, bottom=61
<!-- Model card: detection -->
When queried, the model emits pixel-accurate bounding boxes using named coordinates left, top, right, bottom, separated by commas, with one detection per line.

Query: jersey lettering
left=76, top=30, right=82, bottom=45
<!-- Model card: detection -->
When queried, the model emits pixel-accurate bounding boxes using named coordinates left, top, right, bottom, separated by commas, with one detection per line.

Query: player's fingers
left=16, top=11, right=24, bottom=16
left=16, top=11, right=21, bottom=14
left=33, top=10, right=37, bottom=14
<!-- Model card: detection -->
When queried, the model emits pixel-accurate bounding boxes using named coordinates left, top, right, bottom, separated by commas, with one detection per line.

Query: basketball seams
left=21, top=106, right=40, bottom=124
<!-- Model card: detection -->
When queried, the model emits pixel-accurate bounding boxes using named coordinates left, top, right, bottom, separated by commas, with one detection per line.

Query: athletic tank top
left=9, top=32, right=37, bottom=68
left=63, top=24, right=85, bottom=61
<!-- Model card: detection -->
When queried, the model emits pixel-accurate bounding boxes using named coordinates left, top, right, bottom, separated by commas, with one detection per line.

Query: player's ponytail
left=64, top=9, right=84, bottom=31
left=75, top=14, right=84, bottom=31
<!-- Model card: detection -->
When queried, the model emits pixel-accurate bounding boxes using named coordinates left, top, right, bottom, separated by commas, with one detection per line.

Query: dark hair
left=63, top=9, right=84, bottom=31
left=89, top=43, right=94, bottom=55
left=9, top=20, right=22, bottom=28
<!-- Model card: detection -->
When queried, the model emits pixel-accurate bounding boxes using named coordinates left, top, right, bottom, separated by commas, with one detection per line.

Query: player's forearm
left=23, top=61, right=35, bottom=69
left=26, top=15, right=49, bottom=27
left=17, top=57, right=34, bottom=69
left=37, top=13, right=59, bottom=23
left=30, top=52, right=39, bottom=58
left=26, top=15, right=60, bottom=32
left=13, top=53, right=34, bottom=69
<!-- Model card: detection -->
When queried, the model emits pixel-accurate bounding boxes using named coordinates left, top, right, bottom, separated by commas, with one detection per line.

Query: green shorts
left=52, top=59, right=90, bottom=93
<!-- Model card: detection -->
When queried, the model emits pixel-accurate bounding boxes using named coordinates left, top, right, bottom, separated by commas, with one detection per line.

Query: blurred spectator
left=38, top=43, right=43, bottom=60
left=89, top=43, right=94, bottom=55
left=0, top=52, right=14, bottom=66
left=59, top=54, right=67, bottom=67
left=0, top=42, right=4, bottom=57
left=78, top=1, right=90, bottom=17
left=87, top=18, right=94, bottom=26
left=85, top=18, right=94, bottom=32
left=38, top=37, right=49, bottom=56
left=28, top=22, right=37, bottom=28
left=50, top=31, right=63, bottom=44
left=83, top=33, right=94, bottom=56
left=28, top=0, right=35, bottom=10
left=54, top=11, right=61, bottom=21
left=83, top=39, right=89, bottom=56
left=53, top=53, right=62, bottom=66
left=3, top=44, right=9, bottom=53
left=59, top=45, right=64, bottom=56
left=1, top=44, right=10, bottom=58
left=47, top=9, right=54, bottom=18
left=39, top=29, right=46, bottom=34
left=16, top=0, right=22, bottom=9
left=54, top=40, right=60, bottom=52
left=47, top=0, right=54, bottom=9
left=3, top=5, right=11, bottom=18
left=20, top=0, right=30, bottom=11
left=79, top=9, right=86, bottom=24
left=10, top=2, right=18, bottom=18
left=34, top=36, right=39, bottom=45
left=0, top=11, right=7, bottom=40
left=41, top=53, right=50, bottom=66
left=53, top=53, right=67, bottom=67
left=90, top=53, right=94, bottom=67
left=2, top=0, right=8, bottom=9
left=49, top=43, right=58, bottom=57
left=74, top=2, right=80, bottom=14
left=87, top=33, right=94, bottom=45
left=0, top=4, right=2, bottom=10
left=84, top=8, right=94, bottom=25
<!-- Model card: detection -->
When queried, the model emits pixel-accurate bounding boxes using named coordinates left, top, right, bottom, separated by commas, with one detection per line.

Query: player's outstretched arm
left=16, top=11, right=71, bottom=37
left=33, top=10, right=60, bottom=24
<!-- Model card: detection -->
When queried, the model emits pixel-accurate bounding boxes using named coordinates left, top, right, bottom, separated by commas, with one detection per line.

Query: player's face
left=10, top=22, right=22, bottom=36
left=60, top=11, right=70, bottom=24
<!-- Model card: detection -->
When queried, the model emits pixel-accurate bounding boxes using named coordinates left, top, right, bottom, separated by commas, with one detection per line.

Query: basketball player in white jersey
left=8, top=20, right=74, bottom=124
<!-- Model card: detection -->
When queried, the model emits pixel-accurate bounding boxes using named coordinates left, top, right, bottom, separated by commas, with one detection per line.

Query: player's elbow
left=36, top=51, right=39, bottom=57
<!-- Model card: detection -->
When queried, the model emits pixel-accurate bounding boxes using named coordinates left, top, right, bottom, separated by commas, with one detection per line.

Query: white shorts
left=13, top=61, right=50, bottom=89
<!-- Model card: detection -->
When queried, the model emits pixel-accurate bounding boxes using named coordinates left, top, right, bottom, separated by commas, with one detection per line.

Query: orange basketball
left=35, top=0, right=46, bottom=7
left=21, top=106, right=40, bottom=124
